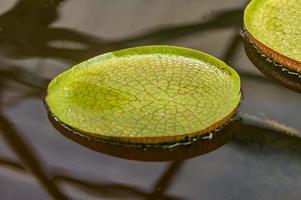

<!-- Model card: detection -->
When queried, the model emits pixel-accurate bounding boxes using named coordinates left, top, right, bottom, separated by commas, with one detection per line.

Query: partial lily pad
left=46, top=45, right=241, bottom=144
left=244, top=33, right=301, bottom=92
left=244, top=0, right=301, bottom=72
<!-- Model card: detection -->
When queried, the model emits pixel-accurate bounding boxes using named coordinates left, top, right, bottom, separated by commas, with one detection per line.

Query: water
left=0, top=0, right=300, bottom=200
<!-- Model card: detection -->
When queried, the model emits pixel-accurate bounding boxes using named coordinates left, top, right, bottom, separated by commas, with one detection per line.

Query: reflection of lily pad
left=46, top=45, right=241, bottom=144
left=244, top=0, right=301, bottom=73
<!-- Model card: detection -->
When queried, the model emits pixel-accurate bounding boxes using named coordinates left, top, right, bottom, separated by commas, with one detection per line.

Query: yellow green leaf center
left=46, top=46, right=241, bottom=143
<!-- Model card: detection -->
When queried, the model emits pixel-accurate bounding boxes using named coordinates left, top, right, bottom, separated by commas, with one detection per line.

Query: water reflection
left=0, top=0, right=243, bottom=62
left=233, top=123, right=301, bottom=156
left=0, top=113, right=69, bottom=200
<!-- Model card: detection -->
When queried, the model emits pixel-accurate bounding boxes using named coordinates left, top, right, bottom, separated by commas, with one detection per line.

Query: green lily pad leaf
left=244, top=0, right=301, bottom=73
left=46, top=45, right=241, bottom=144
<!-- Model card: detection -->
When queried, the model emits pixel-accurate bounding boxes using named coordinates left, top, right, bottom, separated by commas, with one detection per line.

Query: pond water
left=0, top=0, right=300, bottom=200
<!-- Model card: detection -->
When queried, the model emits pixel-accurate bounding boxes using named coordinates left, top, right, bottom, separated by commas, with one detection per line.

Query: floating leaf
left=243, top=0, right=301, bottom=92
left=46, top=45, right=241, bottom=144
left=244, top=0, right=301, bottom=72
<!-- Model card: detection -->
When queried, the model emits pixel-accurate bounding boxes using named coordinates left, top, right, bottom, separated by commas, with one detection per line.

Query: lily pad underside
left=46, top=45, right=241, bottom=144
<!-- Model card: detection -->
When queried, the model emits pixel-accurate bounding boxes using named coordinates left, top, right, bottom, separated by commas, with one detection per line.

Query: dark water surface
left=0, top=0, right=300, bottom=200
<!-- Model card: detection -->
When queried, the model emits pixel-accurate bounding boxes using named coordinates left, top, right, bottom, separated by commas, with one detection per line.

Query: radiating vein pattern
left=46, top=48, right=240, bottom=142
left=244, top=0, right=301, bottom=62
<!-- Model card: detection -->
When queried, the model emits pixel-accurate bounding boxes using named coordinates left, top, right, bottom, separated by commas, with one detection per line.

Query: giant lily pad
left=46, top=45, right=241, bottom=144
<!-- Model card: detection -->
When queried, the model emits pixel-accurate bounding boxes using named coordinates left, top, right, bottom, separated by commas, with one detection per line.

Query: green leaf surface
left=244, top=0, right=301, bottom=63
left=46, top=45, right=241, bottom=143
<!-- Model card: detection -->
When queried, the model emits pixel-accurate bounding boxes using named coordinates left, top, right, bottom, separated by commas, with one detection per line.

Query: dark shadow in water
left=0, top=61, right=49, bottom=89
left=0, top=115, right=69, bottom=199
left=54, top=162, right=184, bottom=200
left=0, top=155, right=183, bottom=200
left=0, top=79, right=68, bottom=199
left=233, top=121, right=301, bottom=156
left=223, top=33, right=242, bottom=64
left=0, top=0, right=243, bottom=62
